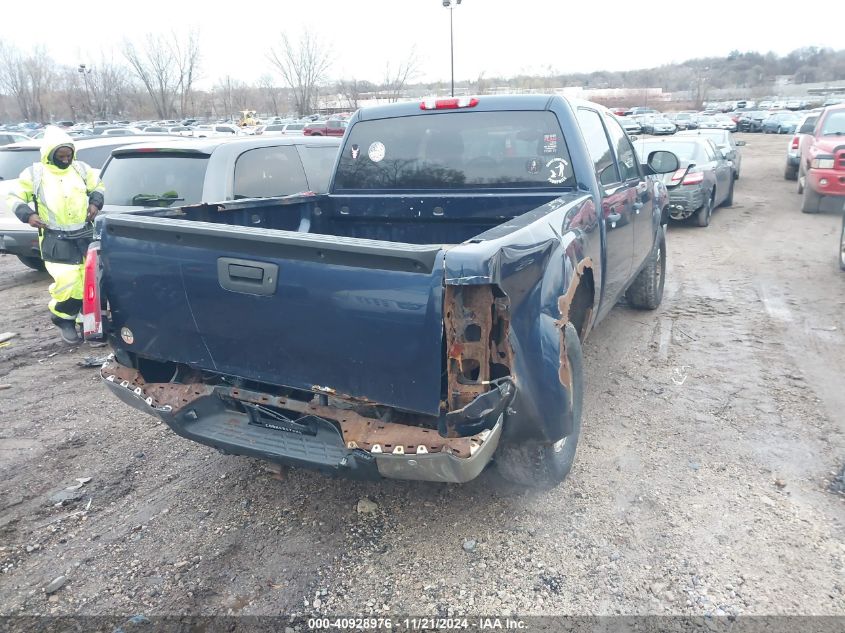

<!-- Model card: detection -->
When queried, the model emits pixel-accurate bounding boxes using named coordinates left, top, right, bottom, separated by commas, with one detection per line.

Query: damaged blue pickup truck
left=88, top=95, right=678, bottom=488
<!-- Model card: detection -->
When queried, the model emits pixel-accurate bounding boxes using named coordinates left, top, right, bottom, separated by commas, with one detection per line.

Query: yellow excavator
left=238, top=110, right=258, bottom=127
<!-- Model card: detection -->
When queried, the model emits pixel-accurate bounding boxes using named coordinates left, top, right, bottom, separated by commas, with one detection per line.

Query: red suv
left=798, top=104, right=845, bottom=213
left=303, top=119, right=348, bottom=137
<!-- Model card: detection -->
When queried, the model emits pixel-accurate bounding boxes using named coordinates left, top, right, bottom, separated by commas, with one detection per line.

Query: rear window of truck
left=101, top=153, right=209, bottom=207
left=334, top=111, right=574, bottom=190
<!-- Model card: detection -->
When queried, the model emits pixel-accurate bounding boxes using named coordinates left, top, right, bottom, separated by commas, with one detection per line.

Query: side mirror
left=647, top=150, right=680, bottom=174
left=735, top=140, right=746, bottom=146
left=720, top=148, right=730, bottom=158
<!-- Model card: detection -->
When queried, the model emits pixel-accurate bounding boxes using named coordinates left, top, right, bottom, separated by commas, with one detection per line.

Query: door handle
left=217, top=257, right=278, bottom=296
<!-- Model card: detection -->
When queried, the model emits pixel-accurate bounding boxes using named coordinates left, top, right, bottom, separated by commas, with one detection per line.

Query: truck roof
left=356, top=94, right=561, bottom=120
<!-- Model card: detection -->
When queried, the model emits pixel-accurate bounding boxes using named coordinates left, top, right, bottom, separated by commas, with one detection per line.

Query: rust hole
left=460, top=359, right=481, bottom=382
left=464, top=324, right=482, bottom=342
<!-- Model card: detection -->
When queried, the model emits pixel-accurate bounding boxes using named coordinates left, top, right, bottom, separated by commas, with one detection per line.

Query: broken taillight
left=682, top=171, right=704, bottom=185
left=82, top=243, right=103, bottom=340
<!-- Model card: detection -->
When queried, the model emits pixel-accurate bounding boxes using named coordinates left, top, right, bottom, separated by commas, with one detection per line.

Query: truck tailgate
left=100, top=215, right=446, bottom=415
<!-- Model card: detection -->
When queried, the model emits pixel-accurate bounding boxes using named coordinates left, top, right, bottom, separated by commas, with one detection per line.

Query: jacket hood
left=40, top=126, right=76, bottom=166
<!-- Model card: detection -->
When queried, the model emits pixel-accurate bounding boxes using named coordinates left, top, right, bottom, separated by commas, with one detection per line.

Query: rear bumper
left=101, top=360, right=507, bottom=484
left=666, top=186, right=706, bottom=219
left=0, top=227, right=40, bottom=258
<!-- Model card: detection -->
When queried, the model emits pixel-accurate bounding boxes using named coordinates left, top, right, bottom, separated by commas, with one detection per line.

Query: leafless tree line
left=0, top=28, right=424, bottom=123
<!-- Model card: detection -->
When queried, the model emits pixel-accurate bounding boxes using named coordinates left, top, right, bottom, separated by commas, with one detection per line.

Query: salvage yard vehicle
left=634, top=137, right=734, bottom=227
left=87, top=95, right=678, bottom=489
left=677, top=129, right=745, bottom=180
left=797, top=104, right=845, bottom=213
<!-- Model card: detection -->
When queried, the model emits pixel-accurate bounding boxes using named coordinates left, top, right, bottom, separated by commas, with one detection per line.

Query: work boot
left=51, top=316, right=81, bottom=344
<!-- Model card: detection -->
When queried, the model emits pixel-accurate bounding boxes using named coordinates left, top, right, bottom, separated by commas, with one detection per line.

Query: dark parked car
left=762, top=112, right=801, bottom=134
left=634, top=137, right=734, bottom=227
left=640, top=116, right=677, bottom=135
left=677, top=129, right=745, bottom=179
left=737, top=110, right=767, bottom=132
left=666, top=112, right=698, bottom=130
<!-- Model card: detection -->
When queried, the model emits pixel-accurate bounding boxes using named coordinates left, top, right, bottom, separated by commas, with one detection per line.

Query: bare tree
left=172, top=30, right=201, bottom=117
left=0, top=43, right=31, bottom=119
left=335, top=77, right=376, bottom=110
left=215, top=76, right=252, bottom=120
left=123, top=30, right=201, bottom=119
left=382, top=48, right=420, bottom=102
left=258, top=74, right=283, bottom=115
left=268, top=30, right=332, bottom=116
left=0, top=43, right=55, bottom=121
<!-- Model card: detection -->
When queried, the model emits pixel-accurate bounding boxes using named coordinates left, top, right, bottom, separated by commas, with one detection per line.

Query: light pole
left=78, top=64, right=93, bottom=121
left=442, top=0, right=462, bottom=97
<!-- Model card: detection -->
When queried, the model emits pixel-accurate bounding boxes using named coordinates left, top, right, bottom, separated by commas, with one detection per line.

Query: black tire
left=784, top=165, right=798, bottom=181
left=694, top=193, right=713, bottom=227
left=797, top=176, right=804, bottom=195
left=839, top=214, right=845, bottom=272
left=722, top=178, right=735, bottom=207
left=495, top=323, right=583, bottom=490
left=626, top=227, right=666, bottom=310
left=801, top=187, right=821, bottom=214
left=16, top=255, right=46, bottom=271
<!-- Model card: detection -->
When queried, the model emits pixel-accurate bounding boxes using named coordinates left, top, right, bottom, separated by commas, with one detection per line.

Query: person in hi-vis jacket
left=7, top=126, right=104, bottom=343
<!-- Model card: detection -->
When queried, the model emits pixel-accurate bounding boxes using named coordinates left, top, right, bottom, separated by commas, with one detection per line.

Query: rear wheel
left=694, top=193, right=713, bottom=227
left=626, top=227, right=666, bottom=310
left=495, top=323, right=583, bottom=490
left=801, top=187, right=821, bottom=214
left=16, top=255, right=45, bottom=271
left=784, top=164, right=798, bottom=180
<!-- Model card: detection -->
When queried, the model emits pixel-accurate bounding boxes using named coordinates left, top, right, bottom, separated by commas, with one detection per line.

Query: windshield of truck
left=101, top=153, right=209, bottom=206
left=820, top=111, right=845, bottom=136
left=0, top=148, right=39, bottom=180
left=333, top=111, right=575, bottom=190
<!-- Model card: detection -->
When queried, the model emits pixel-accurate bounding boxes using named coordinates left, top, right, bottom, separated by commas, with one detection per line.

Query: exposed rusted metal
left=444, top=285, right=493, bottom=411
left=102, top=361, right=213, bottom=410
left=102, top=362, right=487, bottom=459
left=555, top=257, right=594, bottom=388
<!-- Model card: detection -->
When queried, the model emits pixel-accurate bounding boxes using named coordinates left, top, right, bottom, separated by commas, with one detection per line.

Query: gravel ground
left=0, top=133, right=843, bottom=620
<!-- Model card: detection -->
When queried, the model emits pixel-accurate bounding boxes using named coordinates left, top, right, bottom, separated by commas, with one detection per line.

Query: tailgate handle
left=217, top=257, right=278, bottom=296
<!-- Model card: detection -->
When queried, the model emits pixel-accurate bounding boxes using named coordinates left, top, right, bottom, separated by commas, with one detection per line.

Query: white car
left=193, top=124, right=248, bottom=137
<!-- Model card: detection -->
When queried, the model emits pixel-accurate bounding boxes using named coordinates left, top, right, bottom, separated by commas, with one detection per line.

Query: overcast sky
left=6, top=0, right=845, bottom=89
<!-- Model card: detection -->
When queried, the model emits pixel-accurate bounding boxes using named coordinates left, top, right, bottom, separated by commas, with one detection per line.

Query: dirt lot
left=1, top=133, right=843, bottom=621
